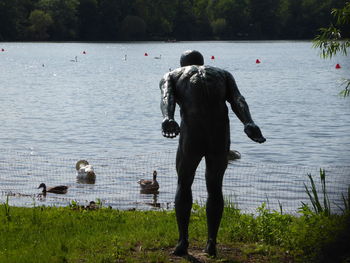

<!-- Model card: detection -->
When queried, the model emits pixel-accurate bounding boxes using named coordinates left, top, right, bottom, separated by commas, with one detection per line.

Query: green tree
left=211, top=18, right=227, bottom=39
left=192, top=0, right=213, bottom=39
left=120, top=15, right=146, bottom=40
left=249, top=0, right=283, bottom=39
left=98, top=0, right=134, bottom=40
left=77, top=0, right=99, bottom=40
left=172, top=0, right=198, bottom=40
left=0, top=0, right=19, bottom=40
left=313, top=2, right=350, bottom=96
left=134, top=0, right=175, bottom=40
left=38, top=0, right=79, bottom=40
left=28, top=9, right=53, bottom=40
left=209, top=0, right=250, bottom=39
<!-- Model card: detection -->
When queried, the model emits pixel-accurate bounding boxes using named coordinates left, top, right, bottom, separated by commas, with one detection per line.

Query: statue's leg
left=173, top=146, right=202, bottom=256
left=204, top=153, right=228, bottom=257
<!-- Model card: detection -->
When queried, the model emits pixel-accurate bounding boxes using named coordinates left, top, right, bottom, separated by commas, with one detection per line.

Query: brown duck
left=38, top=183, right=68, bottom=194
left=137, top=170, right=159, bottom=193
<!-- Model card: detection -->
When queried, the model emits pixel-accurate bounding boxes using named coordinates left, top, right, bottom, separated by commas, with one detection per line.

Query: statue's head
left=180, top=50, right=204, bottom=67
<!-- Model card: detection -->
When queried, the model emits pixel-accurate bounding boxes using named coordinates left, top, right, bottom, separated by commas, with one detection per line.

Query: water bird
left=154, top=54, right=162, bottom=59
left=138, top=170, right=159, bottom=193
left=227, top=150, right=241, bottom=161
left=76, top=160, right=96, bottom=184
left=38, top=183, right=68, bottom=194
left=70, top=56, right=78, bottom=62
left=123, top=54, right=127, bottom=61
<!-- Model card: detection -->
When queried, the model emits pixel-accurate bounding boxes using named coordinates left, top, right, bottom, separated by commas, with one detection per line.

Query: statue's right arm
left=160, top=72, right=180, bottom=138
left=225, top=71, right=254, bottom=125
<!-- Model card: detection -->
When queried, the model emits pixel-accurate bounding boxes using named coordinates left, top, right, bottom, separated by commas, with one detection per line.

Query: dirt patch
left=166, top=244, right=294, bottom=263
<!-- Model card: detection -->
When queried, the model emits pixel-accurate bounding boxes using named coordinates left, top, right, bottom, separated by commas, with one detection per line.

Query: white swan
left=70, top=56, right=78, bottom=62
left=76, top=160, right=96, bottom=184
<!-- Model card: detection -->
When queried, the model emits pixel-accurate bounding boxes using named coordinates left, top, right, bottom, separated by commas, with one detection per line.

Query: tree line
left=0, top=0, right=349, bottom=41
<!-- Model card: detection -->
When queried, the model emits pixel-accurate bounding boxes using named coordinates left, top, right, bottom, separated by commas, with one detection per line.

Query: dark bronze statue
left=160, top=50, right=266, bottom=257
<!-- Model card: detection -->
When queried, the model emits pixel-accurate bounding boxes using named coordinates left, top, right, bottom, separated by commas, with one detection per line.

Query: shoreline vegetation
left=1, top=200, right=349, bottom=263
left=2, top=170, right=350, bottom=263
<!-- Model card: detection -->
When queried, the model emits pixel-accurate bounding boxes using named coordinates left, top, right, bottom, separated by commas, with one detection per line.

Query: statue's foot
left=204, top=239, right=217, bottom=257
left=173, top=240, right=189, bottom=256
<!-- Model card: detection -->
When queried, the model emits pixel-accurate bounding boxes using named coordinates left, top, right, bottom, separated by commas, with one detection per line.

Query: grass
left=1, top=198, right=349, bottom=263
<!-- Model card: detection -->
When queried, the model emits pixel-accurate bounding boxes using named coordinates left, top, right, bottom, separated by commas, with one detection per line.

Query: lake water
left=0, top=41, right=349, bottom=212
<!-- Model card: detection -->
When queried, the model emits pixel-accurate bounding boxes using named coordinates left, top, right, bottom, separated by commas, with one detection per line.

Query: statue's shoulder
left=202, top=65, right=229, bottom=77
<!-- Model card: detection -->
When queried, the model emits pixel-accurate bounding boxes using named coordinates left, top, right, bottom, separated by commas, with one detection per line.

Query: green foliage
left=3, top=196, right=11, bottom=222
left=211, top=18, right=227, bottom=38
left=313, top=2, right=350, bottom=97
left=339, top=185, right=350, bottom=213
left=120, top=15, right=147, bottom=40
left=302, top=169, right=331, bottom=216
left=28, top=9, right=53, bottom=40
left=0, top=0, right=345, bottom=41
left=0, top=199, right=350, bottom=262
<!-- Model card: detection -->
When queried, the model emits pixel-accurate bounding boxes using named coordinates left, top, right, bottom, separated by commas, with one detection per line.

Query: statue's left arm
left=160, top=72, right=180, bottom=138
left=225, top=71, right=266, bottom=143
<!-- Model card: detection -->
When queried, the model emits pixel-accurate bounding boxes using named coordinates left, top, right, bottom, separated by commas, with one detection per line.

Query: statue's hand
left=244, top=123, right=266, bottom=143
left=162, top=119, right=180, bottom=138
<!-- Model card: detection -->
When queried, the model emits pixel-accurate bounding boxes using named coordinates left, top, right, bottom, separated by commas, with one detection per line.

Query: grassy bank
left=1, top=199, right=349, bottom=263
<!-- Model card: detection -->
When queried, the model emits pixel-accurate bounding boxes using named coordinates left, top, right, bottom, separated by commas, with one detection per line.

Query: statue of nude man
left=160, top=50, right=266, bottom=257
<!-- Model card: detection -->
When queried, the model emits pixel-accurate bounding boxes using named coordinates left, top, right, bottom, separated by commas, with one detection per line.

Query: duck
left=38, top=183, right=68, bottom=194
left=154, top=54, right=162, bottom=59
left=227, top=150, right=241, bottom=161
left=138, top=170, right=159, bottom=193
left=70, top=56, right=78, bottom=62
left=76, top=160, right=96, bottom=184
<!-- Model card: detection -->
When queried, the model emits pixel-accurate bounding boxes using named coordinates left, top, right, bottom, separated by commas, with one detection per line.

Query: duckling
left=76, top=160, right=96, bottom=184
left=227, top=150, right=241, bottom=161
left=138, top=170, right=159, bottom=193
left=38, top=183, right=68, bottom=194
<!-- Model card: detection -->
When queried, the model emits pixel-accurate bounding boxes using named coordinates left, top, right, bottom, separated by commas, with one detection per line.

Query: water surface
left=0, top=41, right=349, bottom=211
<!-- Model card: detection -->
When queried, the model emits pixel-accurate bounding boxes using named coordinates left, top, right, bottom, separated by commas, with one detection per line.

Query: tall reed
left=302, top=169, right=331, bottom=216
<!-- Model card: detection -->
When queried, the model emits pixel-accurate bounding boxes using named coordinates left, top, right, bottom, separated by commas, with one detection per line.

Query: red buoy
left=83, top=51, right=86, bottom=54
left=211, top=55, right=215, bottom=60
left=256, top=59, right=261, bottom=64
left=144, top=52, right=148, bottom=56
left=1, top=48, right=4, bottom=52
left=335, top=63, right=341, bottom=69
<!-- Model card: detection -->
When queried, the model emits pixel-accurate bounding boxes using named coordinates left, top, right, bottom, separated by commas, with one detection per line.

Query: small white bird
left=70, top=56, right=78, bottom=62
left=76, top=160, right=96, bottom=184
